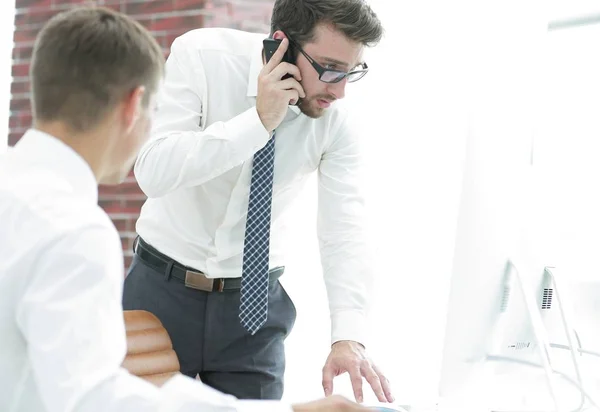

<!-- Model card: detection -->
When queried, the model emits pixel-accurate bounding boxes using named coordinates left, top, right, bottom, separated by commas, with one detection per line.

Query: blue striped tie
left=239, top=132, right=275, bottom=334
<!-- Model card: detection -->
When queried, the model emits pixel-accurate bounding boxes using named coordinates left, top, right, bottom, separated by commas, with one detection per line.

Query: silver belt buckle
left=185, top=270, right=213, bottom=292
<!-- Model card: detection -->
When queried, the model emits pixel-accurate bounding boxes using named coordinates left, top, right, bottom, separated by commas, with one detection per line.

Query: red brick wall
left=11, top=0, right=274, bottom=268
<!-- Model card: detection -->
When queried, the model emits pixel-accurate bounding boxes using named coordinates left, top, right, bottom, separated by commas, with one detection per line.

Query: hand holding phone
left=256, top=37, right=305, bottom=132
left=263, top=38, right=295, bottom=79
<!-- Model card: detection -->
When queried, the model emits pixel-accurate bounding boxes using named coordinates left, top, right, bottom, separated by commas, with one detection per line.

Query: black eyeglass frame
left=286, top=36, right=369, bottom=84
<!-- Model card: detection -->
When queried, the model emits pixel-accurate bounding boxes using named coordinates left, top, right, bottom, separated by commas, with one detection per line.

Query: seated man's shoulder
left=2, top=167, right=115, bottom=239
left=0, top=173, right=120, bottom=280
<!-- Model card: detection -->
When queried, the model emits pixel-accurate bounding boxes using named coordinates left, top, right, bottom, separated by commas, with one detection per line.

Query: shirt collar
left=247, top=36, right=301, bottom=117
left=14, top=128, right=99, bottom=204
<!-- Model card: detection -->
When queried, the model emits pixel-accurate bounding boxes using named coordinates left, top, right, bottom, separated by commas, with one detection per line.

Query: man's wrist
left=332, top=340, right=365, bottom=350
left=255, top=106, right=275, bottom=134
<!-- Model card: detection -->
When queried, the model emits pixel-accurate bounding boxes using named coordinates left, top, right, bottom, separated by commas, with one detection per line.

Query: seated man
left=0, top=6, right=368, bottom=412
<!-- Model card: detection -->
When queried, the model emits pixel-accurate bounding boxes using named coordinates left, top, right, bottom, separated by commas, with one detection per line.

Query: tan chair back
left=122, top=310, right=180, bottom=387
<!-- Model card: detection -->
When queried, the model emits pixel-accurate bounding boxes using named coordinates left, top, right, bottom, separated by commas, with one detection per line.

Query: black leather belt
left=134, top=237, right=284, bottom=292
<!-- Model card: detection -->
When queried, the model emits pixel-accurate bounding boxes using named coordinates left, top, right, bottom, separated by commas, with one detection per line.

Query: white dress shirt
left=135, top=28, right=372, bottom=345
left=0, top=129, right=289, bottom=412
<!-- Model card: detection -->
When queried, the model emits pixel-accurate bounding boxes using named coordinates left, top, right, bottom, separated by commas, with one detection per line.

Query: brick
left=152, top=32, right=187, bottom=49
left=99, top=199, right=123, bottom=214
left=14, top=8, right=56, bottom=27
left=13, top=27, right=40, bottom=44
left=111, top=216, right=132, bottom=232
left=10, top=98, right=31, bottom=113
left=174, top=0, right=206, bottom=13
left=11, top=62, right=30, bottom=78
left=8, top=116, right=18, bottom=130
left=102, top=0, right=124, bottom=11
left=18, top=112, right=33, bottom=129
left=152, top=33, right=166, bottom=48
left=10, top=80, right=29, bottom=96
left=120, top=232, right=138, bottom=252
left=104, top=2, right=123, bottom=13
left=98, top=179, right=144, bottom=196
left=14, top=45, right=34, bottom=61
left=131, top=15, right=154, bottom=30
left=100, top=191, right=145, bottom=201
left=122, top=197, right=147, bottom=213
left=8, top=132, right=24, bottom=147
left=124, top=0, right=177, bottom=17
left=15, top=0, right=51, bottom=9
left=120, top=234, right=128, bottom=251
left=149, top=13, right=205, bottom=32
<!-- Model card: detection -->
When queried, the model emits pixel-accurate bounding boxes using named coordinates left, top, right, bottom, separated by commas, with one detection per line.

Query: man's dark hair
left=30, top=6, right=164, bottom=132
left=270, top=0, right=383, bottom=47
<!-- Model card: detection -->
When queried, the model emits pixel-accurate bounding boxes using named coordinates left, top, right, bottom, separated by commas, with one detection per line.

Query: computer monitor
left=538, top=266, right=600, bottom=410
left=436, top=127, right=599, bottom=411
left=435, top=124, right=539, bottom=409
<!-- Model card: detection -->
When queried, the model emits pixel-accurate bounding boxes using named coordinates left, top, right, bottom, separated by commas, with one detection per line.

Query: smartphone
left=263, top=38, right=295, bottom=80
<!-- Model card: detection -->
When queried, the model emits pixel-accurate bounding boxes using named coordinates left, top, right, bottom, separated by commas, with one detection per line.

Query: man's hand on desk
left=293, top=394, right=372, bottom=412
left=322, top=340, right=394, bottom=404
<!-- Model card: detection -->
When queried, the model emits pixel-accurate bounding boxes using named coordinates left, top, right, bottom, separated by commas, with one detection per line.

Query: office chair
left=122, top=310, right=181, bottom=387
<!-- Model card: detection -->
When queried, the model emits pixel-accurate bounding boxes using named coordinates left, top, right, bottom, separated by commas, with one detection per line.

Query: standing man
left=0, top=6, right=371, bottom=412
left=124, top=0, right=393, bottom=404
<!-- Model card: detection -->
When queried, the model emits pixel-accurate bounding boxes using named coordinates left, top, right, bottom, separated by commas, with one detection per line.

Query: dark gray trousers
left=122, top=253, right=297, bottom=400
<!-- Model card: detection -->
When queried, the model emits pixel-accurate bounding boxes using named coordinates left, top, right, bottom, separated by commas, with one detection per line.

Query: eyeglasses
left=287, top=37, right=369, bottom=84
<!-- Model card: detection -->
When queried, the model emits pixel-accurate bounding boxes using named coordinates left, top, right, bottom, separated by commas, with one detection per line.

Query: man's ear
left=272, top=30, right=287, bottom=40
left=123, top=86, right=146, bottom=134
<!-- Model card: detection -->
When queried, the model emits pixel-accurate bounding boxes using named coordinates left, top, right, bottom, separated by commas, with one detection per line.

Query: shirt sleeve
left=134, top=35, right=271, bottom=199
left=317, top=110, right=374, bottom=347
left=14, top=223, right=292, bottom=412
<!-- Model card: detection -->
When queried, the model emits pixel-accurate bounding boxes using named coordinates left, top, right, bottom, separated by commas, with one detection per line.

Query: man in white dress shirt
left=124, top=0, right=394, bottom=404
left=0, top=6, right=369, bottom=412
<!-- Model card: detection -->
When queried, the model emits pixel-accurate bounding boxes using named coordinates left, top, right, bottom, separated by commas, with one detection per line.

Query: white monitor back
left=437, top=122, right=533, bottom=402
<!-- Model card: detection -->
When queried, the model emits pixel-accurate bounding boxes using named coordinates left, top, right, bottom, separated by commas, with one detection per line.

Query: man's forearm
left=135, top=107, right=270, bottom=198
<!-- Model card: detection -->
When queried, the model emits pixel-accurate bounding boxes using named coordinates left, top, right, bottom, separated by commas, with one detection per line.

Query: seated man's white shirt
left=0, top=129, right=290, bottom=412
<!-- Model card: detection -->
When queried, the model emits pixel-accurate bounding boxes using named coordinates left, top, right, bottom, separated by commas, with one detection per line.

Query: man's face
left=101, top=90, right=157, bottom=185
left=294, top=24, right=365, bottom=118
left=120, top=99, right=154, bottom=179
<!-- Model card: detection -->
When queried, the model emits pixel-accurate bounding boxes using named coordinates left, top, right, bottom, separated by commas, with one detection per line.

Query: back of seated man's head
left=30, top=6, right=164, bottom=185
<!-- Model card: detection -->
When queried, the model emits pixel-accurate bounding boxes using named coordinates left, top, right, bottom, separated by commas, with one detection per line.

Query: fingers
left=263, top=38, right=289, bottom=72
left=270, top=62, right=302, bottom=82
left=362, top=362, right=386, bottom=402
left=348, top=367, right=364, bottom=403
left=286, top=91, right=300, bottom=106
left=322, top=364, right=335, bottom=397
left=280, top=77, right=305, bottom=97
left=373, top=365, right=395, bottom=402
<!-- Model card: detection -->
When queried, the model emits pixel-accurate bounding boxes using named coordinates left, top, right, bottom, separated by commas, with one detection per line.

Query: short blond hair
left=30, top=6, right=164, bottom=131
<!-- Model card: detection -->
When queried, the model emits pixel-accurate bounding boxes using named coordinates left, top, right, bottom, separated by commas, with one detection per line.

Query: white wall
left=282, top=1, right=470, bottom=405
left=532, top=15, right=600, bottom=277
